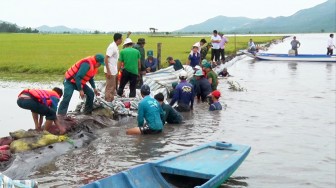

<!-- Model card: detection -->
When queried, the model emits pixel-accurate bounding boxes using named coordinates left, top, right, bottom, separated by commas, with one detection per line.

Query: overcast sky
left=0, top=0, right=328, bottom=32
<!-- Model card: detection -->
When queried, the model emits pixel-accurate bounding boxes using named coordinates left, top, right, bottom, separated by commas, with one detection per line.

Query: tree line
left=0, top=22, right=39, bottom=33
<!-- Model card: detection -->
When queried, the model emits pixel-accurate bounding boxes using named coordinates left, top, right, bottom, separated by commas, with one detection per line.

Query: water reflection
left=326, top=63, right=333, bottom=73
left=288, top=62, right=298, bottom=71
left=21, top=59, right=336, bottom=188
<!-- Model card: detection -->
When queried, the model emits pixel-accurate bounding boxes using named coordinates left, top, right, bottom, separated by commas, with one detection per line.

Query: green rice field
left=0, top=33, right=282, bottom=82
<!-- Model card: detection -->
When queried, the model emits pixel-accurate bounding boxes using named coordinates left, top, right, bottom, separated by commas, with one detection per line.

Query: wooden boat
left=255, top=53, right=336, bottom=62
left=81, top=141, right=251, bottom=188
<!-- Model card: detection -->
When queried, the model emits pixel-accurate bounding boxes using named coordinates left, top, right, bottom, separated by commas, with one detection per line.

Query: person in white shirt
left=327, top=33, right=335, bottom=55
left=210, top=30, right=221, bottom=63
left=104, top=33, right=123, bottom=102
left=248, top=38, right=257, bottom=54
left=192, top=39, right=207, bottom=54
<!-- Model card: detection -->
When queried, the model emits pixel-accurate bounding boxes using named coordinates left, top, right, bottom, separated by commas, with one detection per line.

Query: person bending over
left=17, top=87, right=66, bottom=134
left=154, top=93, right=183, bottom=124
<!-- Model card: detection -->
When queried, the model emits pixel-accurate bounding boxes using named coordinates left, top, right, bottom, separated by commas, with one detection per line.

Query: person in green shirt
left=117, top=38, right=141, bottom=98
left=58, top=54, right=105, bottom=115
left=203, top=62, right=218, bottom=91
left=154, top=93, right=183, bottom=124
left=167, top=56, right=184, bottom=71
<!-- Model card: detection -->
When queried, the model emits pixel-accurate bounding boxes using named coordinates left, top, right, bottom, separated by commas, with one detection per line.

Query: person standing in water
left=290, top=36, right=301, bottom=56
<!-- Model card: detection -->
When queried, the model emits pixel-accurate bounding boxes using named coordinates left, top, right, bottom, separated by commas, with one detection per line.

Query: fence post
left=157, top=42, right=162, bottom=70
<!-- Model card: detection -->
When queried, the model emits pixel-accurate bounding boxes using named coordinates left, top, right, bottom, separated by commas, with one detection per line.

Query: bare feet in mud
left=58, top=126, right=67, bottom=135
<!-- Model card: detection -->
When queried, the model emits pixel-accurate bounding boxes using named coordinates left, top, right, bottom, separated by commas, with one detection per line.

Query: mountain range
left=1, top=0, right=335, bottom=33
left=176, top=0, right=336, bottom=33
left=36, top=25, right=87, bottom=33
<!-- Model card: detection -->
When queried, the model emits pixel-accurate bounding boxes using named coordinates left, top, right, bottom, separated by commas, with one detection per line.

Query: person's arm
left=187, top=55, right=191, bottom=65
left=88, top=77, right=96, bottom=89
left=50, top=97, right=59, bottom=112
left=195, top=81, right=201, bottom=99
left=118, top=50, right=124, bottom=71
left=208, top=77, right=213, bottom=85
left=169, top=88, right=179, bottom=106
left=127, top=31, right=131, bottom=38
left=137, top=102, right=144, bottom=127
left=105, top=54, right=111, bottom=76
left=74, top=62, right=90, bottom=90
left=190, top=87, right=194, bottom=110
left=160, top=104, right=166, bottom=125
left=137, top=51, right=141, bottom=72
left=151, top=58, right=158, bottom=70
left=209, top=104, right=216, bottom=111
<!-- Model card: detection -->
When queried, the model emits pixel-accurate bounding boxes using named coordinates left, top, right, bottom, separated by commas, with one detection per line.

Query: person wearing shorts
left=126, top=85, right=165, bottom=135
left=17, top=87, right=66, bottom=134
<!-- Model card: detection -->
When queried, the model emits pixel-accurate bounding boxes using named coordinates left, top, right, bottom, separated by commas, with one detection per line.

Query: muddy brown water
left=1, top=34, right=335, bottom=188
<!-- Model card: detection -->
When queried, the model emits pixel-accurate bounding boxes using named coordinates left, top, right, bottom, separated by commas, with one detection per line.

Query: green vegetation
left=0, top=22, right=39, bottom=33
left=0, top=33, right=282, bottom=82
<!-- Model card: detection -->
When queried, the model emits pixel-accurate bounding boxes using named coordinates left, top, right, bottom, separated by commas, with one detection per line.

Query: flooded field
left=0, top=34, right=335, bottom=187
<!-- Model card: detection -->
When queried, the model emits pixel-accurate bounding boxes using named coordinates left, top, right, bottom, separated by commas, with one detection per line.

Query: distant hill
left=36, top=25, right=88, bottom=33
left=176, top=0, right=336, bottom=33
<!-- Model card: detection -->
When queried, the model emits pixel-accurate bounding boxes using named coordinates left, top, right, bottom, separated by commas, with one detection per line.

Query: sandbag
left=0, top=136, right=13, bottom=146
left=10, top=134, right=68, bottom=153
left=0, top=149, right=11, bottom=162
left=9, top=129, right=43, bottom=140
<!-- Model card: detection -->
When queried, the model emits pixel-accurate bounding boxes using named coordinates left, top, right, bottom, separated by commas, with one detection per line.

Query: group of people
left=184, top=30, right=229, bottom=69
left=290, top=34, right=335, bottom=56
left=17, top=31, right=227, bottom=136
left=247, top=34, right=335, bottom=56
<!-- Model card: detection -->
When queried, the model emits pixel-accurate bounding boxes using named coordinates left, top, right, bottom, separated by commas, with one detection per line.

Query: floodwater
left=0, top=34, right=335, bottom=187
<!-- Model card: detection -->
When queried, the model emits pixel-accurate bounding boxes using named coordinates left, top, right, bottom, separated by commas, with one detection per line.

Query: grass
left=0, top=33, right=282, bottom=82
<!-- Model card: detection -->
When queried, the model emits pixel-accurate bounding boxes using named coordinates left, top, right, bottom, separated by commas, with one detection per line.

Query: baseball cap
left=194, top=70, right=203, bottom=76
left=179, top=70, right=188, bottom=78
left=194, top=65, right=201, bottom=70
left=211, top=90, right=221, bottom=98
left=123, top=38, right=133, bottom=46
left=147, top=50, right=154, bottom=57
left=201, top=59, right=208, bottom=65
left=140, top=84, right=150, bottom=95
left=95, top=54, right=105, bottom=65
left=203, top=62, right=212, bottom=68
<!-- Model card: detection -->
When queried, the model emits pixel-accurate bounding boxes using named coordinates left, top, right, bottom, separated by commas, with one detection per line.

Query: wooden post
left=234, top=32, right=237, bottom=54
left=157, top=43, right=162, bottom=70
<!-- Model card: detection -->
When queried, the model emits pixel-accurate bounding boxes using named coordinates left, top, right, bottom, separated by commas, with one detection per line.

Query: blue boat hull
left=81, top=142, right=251, bottom=188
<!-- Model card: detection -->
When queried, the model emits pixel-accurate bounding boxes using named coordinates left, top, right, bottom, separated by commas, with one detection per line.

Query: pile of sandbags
left=9, top=130, right=69, bottom=153
left=0, top=136, right=13, bottom=162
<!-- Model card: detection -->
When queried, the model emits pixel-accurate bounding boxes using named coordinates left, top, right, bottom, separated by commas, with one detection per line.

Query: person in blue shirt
left=187, top=45, right=201, bottom=69
left=194, top=70, right=212, bottom=103
left=209, top=90, right=222, bottom=111
left=145, top=50, right=158, bottom=73
left=126, top=84, right=165, bottom=135
left=169, top=70, right=194, bottom=112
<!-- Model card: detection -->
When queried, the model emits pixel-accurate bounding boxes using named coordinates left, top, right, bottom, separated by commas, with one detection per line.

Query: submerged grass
left=0, top=33, right=282, bottom=82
